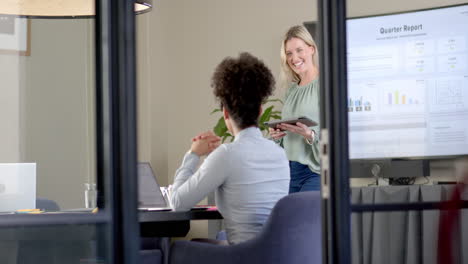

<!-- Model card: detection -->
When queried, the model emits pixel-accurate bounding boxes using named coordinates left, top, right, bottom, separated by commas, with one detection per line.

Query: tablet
left=264, top=116, right=317, bottom=129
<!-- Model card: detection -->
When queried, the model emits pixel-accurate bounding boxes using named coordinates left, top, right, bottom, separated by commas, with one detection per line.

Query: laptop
left=138, top=162, right=172, bottom=211
left=0, top=163, right=36, bottom=212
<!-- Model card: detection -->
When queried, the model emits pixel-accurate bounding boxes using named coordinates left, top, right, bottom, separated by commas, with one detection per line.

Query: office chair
left=36, top=197, right=60, bottom=211
left=141, top=237, right=170, bottom=264
left=170, top=191, right=322, bottom=264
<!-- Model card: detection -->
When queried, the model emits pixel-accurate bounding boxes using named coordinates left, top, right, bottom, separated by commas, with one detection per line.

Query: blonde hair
left=279, top=25, right=319, bottom=90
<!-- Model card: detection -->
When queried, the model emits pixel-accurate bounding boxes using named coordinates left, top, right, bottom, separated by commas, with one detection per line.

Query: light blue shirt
left=171, top=127, right=290, bottom=244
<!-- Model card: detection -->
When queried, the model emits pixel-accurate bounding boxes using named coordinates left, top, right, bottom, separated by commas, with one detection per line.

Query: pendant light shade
left=0, top=0, right=152, bottom=18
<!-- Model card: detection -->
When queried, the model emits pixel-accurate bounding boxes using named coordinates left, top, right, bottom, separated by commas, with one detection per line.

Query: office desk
left=139, top=209, right=223, bottom=237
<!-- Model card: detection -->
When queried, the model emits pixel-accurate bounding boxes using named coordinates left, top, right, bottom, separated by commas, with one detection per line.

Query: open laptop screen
left=137, top=162, right=168, bottom=208
left=0, top=163, right=36, bottom=212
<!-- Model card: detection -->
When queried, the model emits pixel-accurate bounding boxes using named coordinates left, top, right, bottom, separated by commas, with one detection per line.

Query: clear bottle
left=84, top=183, right=97, bottom=209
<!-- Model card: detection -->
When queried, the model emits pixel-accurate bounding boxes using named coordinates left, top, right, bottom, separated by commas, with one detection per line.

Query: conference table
left=139, top=207, right=223, bottom=237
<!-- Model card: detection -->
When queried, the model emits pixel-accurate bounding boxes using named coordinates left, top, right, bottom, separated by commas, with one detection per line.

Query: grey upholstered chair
left=169, top=191, right=322, bottom=264
left=36, top=197, right=60, bottom=211
left=141, top=237, right=170, bottom=264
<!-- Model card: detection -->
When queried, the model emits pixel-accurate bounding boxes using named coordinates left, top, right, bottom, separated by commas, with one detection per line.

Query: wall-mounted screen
left=347, top=4, right=468, bottom=159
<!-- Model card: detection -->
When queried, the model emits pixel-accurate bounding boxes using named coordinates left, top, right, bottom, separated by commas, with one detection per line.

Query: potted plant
left=211, top=98, right=283, bottom=142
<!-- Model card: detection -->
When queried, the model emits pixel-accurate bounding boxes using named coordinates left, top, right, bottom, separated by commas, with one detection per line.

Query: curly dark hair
left=211, top=52, right=275, bottom=129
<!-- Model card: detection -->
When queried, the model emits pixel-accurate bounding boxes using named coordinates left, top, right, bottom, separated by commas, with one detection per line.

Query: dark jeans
left=289, top=161, right=320, bottom=193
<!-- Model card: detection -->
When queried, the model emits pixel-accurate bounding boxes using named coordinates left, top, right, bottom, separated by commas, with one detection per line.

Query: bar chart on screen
left=347, top=81, right=378, bottom=115
left=380, top=79, right=426, bottom=114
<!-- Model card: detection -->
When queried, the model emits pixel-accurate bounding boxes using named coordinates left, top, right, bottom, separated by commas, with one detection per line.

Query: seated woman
left=170, top=52, right=290, bottom=245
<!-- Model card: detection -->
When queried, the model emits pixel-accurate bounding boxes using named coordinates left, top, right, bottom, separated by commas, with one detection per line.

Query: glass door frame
left=95, top=0, right=140, bottom=263
left=317, top=0, right=351, bottom=263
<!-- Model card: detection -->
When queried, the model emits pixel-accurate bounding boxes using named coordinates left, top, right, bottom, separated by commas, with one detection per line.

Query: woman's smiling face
left=285, top=37, right=315, bottom=77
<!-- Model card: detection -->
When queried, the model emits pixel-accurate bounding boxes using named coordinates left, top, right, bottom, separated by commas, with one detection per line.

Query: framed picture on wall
left=0, top=16, right=30, bottom=56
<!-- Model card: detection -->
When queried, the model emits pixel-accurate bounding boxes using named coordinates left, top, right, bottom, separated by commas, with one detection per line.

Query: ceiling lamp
left=0, top=0, right=152, bottom=18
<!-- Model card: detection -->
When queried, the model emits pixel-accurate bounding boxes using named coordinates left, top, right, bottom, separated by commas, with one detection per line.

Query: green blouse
left=280, top=79, right=321, bottom=174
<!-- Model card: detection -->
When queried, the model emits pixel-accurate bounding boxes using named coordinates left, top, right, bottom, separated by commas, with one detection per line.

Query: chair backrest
left=170, top=191, right=322, bottom=264
left=36, top=197, right=60, bottom=211
left=237, top=191, right=322, bottom=264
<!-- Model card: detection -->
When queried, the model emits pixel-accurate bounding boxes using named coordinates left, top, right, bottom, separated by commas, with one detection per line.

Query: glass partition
left=0, top=0, right=143, bottom=261
left=0, top=17, right=96, bottom=210
left=0, top=14, right=110, bottom=262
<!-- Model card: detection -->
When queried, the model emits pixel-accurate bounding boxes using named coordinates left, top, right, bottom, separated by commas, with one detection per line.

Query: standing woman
left=269, top=25, right=321, bottom=193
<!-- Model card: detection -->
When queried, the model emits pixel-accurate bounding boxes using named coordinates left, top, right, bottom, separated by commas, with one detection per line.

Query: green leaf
left=259, top=106, right=274, bottom=124
left=213, top=117, right=227, bottom=137
left=210, top=109, right=221, bottom=115
left=271, top=114, right=281, bottom=119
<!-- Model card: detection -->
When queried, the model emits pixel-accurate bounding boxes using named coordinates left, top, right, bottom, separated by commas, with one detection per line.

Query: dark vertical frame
left=318, top=0, right=351, bottom=263
left=95, top=0, right=140, bottom=263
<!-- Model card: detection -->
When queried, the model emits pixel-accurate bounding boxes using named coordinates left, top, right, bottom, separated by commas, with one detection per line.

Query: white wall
left=24, top=19, right=95, bottom=209
left=0, top=55, right=22, bottom=162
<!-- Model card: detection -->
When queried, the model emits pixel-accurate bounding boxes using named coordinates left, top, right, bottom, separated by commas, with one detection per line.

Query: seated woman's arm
left=171, top=135, right=226, bottom=211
